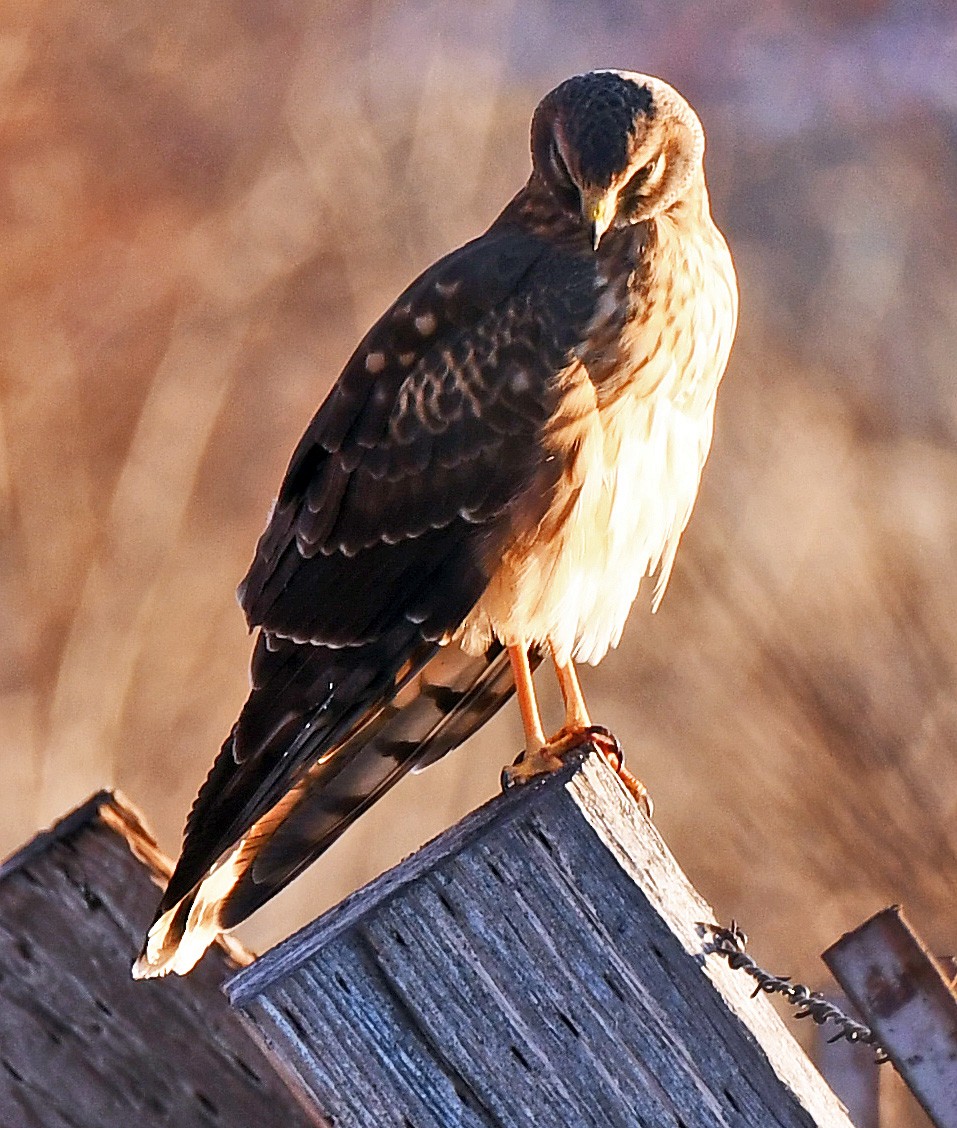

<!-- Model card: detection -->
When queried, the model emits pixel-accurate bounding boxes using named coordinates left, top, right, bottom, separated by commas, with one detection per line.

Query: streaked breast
left=457, top=210, right=737, bottom=666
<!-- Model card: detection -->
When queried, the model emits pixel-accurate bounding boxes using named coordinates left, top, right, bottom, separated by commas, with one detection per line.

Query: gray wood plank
left=230, top=748, right=854, bottom=1128
left=0, top=790, right=323, bottom=1128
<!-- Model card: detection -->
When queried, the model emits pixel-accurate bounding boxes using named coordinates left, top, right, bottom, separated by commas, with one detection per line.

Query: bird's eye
left=618, top=155, right=665, bottom=208
left=638, top=155, right=663, bottom=182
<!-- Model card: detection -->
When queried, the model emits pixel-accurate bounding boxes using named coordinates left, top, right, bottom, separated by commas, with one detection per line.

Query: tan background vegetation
left=3, top=7, right=956, bottom=1104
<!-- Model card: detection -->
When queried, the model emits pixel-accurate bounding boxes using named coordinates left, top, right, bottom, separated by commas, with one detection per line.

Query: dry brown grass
left=3, top=15, right=957, bottom=1086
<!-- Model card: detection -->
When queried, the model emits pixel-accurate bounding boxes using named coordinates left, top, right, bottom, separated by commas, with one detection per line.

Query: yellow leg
left=507, top=643, right=546, bottom=751
left=502, top=642, right=564, bottom=787
left=504, top=642, right=654, bottom=817
left=552, top=649, right=590, bottom=731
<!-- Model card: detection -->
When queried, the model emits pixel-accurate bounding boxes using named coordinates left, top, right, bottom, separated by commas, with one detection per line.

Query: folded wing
left=134, top=220, right=596, bottom=976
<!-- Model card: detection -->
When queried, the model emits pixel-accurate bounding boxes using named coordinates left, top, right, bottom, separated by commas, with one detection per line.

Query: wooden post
left=0, top=790, right=323, bottom=1128
left=824, top=906, right=957, bottom=1128
left=229, top=748, right=853, bottom=1127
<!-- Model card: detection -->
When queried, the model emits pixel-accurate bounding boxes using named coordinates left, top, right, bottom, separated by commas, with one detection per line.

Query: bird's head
left=531, top=70, right=706, bottom=249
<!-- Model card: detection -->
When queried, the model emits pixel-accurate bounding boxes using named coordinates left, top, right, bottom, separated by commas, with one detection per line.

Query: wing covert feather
left=156, top=219, right=600, bottom=922
left=239, top=228, right=593, bottom=636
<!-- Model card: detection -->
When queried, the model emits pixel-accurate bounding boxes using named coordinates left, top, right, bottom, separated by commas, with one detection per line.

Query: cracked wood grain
left=230, top=748, right=853, bottom=1128
left=0, top=790, right=323, bottom=1128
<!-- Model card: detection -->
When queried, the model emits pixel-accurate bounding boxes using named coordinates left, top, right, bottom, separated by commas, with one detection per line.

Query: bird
left=133, top=69, right=737, bottom=978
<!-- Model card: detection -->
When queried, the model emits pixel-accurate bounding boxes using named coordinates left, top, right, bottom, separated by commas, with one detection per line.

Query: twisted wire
left=702, top=921, right=888, bottom=1064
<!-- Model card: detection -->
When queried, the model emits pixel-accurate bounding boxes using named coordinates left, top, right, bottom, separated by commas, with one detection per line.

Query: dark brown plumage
left=134, top=69, right=737, bottom=977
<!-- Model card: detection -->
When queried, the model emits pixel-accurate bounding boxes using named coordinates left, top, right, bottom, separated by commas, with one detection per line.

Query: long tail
left=132, top=642, right=520, bottom=978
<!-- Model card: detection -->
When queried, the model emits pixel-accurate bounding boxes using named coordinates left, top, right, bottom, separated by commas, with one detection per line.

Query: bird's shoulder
left=288, top=211, right=600, bottom=471
left=238, top=209, right=603, bottom=631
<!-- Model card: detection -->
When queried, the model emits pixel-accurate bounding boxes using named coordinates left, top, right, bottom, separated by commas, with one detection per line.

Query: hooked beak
left=581, top=186, right=616, bottom=251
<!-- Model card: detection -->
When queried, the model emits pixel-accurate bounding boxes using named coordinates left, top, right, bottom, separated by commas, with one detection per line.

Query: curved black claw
left=583, top=724, right=623, bottom=769
left=501, top=747, right=565, bottom=791
left=500, top=726, right=653, bottom=818
left=501, top=747, right=532, bottom=790
left=583, top=725, right=653, bottom=819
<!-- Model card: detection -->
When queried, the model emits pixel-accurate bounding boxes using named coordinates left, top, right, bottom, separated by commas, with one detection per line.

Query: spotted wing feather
left=146, top=221, right=598, bottom=946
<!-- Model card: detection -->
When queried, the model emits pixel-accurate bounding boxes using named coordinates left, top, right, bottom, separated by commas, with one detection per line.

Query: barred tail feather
left=132, top=642, right=522, bottom=978
left=132, top=855, right=246, bottom=979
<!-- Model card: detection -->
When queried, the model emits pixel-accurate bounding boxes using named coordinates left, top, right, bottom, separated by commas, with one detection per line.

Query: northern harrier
left=134, top=70, right=737, bottom=978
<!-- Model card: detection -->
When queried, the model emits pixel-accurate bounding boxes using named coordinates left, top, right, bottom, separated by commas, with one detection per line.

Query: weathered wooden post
left=229, top=748, right=854, bottom=1127
left=0, top=790, right=322, bottom=1128
left=825, top=906, right=957, bottom=1128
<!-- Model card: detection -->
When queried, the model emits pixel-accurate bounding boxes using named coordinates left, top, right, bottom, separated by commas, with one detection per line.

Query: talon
left=616, top=766, right=654, bottom=818
left=583, top=725, right=653, bottom=818
left=501, top=726, right=594, bottom=790
left=583, top=724, right=623, bottom=770
left=501, top=747, right=565, bottom=790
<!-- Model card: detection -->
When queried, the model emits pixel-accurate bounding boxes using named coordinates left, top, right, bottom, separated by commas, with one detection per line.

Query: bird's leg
left=552, top=652, right=591, bottom=732
left=502, top=644, right=652, bottom=814
left=501, top=642, right=566, bottom=787
left=549, top=650, right=654, bottom=816
left=508, top=641, right=546, bottom=750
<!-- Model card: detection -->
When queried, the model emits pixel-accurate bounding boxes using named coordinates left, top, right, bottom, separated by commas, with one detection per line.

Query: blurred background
left=2, top=0, right=956, bottom=1117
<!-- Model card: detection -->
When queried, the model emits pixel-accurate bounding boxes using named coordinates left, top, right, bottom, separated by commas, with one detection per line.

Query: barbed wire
left=701, top=920, right=889, bottom=1064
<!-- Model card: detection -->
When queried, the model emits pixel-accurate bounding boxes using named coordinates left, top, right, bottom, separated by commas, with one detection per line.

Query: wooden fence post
left=824, top=906, right=957, bottom=1128
left=229, top=747, right=854, bottom=1128
left=0, top=790, right=323, bottom=1128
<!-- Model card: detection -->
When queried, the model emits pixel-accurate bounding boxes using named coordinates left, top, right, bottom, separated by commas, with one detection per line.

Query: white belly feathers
left=455, top=211, right=737, bottom=667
